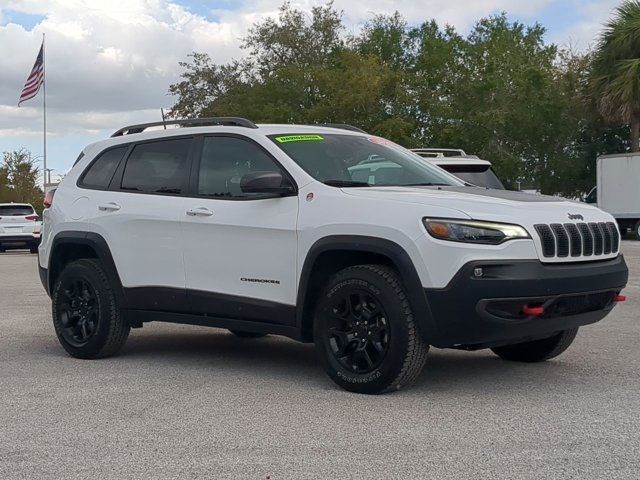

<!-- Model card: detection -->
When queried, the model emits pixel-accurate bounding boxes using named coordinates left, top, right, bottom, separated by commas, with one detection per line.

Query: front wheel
left=52, top=259, right=130, bottom=359
left=491, top=328, right=578, bottom=363
left=314, top=265, right=428, bottom=394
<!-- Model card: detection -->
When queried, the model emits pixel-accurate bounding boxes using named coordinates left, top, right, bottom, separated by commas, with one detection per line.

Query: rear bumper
left=424, top=255, right=628, bottom=348
left=0, top=235, right=40, bottom=247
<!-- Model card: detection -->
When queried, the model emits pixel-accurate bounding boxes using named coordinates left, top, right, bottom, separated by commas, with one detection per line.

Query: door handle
left=98, top=202, right=121, bottom=212
left=186, top=207, right=213, bottom=217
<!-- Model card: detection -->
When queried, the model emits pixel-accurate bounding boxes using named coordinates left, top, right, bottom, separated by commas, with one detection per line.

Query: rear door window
left=80, top=146, right=128, bottom=190
left=120, top=138, right=192, bottom=194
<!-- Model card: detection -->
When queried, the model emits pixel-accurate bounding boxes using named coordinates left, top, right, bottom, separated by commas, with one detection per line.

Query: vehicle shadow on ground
left=106, top=328, right=576, bottom=394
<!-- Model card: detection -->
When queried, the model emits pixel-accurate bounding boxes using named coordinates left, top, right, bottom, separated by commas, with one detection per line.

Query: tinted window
left=441, top=165, right=505, bottom=189
left=198, top=137, right=284, bottom=198
left=0, top=205, right=34, bottom=216
left=121, top=138, right=191, bottom=194
left=80, top=147, right=127, bottom=189
left=270, top=134, right=460, bottom=187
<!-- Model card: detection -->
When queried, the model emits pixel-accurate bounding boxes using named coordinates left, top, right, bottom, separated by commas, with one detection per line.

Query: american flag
left=18, top=42, right=44, bottom=106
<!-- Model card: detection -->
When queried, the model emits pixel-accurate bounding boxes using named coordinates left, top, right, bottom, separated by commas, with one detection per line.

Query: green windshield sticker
left=275, top=134, right=324, bottom=143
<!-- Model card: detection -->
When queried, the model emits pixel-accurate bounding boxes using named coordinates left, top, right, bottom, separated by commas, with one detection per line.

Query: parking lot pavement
left=0, top=247, right=639, bottom=480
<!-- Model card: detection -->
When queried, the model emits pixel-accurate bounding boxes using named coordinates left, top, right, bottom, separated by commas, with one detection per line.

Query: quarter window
left=80, top=146, right=127, bottom=190
left=198, top=137, right=284, bottom=198
left=121, top=138, right=191, bottom=194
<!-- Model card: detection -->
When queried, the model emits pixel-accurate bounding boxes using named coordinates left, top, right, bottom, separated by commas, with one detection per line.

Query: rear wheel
left=634, top=220, right=640, bottom=241
left=52, top=259, right=130, bottom=359
left=491, top=328, right=579, bottom=363
left=314, top=265, right=428, bottom=394
left=228, top=330, right=267, bottom=338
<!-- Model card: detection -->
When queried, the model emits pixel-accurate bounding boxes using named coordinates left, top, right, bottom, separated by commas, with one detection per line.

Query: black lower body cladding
left=424, top=255, right=629, bottom=349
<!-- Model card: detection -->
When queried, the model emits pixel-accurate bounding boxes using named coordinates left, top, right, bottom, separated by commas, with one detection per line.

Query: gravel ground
left=0, top=244, right=639, bottom=479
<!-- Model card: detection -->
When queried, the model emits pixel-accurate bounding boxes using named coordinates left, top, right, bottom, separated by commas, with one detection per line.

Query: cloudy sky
left=0, top=0, right=621, bottom=179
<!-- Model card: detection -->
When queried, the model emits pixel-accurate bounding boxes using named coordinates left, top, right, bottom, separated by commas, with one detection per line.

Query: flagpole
left=42, top=33, right=47, bottom=190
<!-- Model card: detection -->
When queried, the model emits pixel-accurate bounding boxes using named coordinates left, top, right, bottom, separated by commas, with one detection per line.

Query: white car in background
left=0, top=203, right=41, bottom=253
left=411, top=148, right=505, bottom=189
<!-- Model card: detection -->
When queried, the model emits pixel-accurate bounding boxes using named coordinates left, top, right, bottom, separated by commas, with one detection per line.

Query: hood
left=341, top=186, right=607, bottom=224
left=342, top=186, right=619, bottom=264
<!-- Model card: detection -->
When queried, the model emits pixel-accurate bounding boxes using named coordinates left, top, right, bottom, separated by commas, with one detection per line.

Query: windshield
left=440, top=164, right=505, bottom=189
left=269, top=134, right=463, bottom=187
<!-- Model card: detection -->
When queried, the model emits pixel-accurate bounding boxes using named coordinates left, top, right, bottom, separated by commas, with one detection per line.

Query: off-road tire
left=314, top=264, right=429, bottom=394
left=52, top=258, right=130, bottom=359
left=491, top=328, right=579, bottom=363
left=228, top=330, right=267, bottom=338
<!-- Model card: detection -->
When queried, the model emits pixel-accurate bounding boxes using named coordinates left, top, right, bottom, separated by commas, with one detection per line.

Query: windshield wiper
left=324, top=180, right=371, bottom=187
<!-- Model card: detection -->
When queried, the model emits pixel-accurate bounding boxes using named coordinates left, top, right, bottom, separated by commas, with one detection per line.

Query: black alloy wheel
left=324, top=290, right=390, bottom=374
left=52, top=259, right=130, bottom=359
left=57, top=278, right=99, bottom=347
left=314, top=265, right=429, bottom=394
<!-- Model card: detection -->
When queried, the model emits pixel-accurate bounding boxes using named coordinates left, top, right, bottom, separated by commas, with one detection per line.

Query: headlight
left=423, top=218, right=529, bottom=245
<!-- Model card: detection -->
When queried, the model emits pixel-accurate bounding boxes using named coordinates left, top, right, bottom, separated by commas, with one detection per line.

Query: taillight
left=44, top=189, right=56, bottom=209
left=25, top=215, right=39, bottom=221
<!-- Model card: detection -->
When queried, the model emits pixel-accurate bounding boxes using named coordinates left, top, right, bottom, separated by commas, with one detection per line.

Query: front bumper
left=424, top=255, right=628, bottom=348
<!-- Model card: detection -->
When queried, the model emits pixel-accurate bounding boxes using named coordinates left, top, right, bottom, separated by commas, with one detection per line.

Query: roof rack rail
left=111, top=117, right=258, bottom=137
left=316, top=123, right=367, bottom=134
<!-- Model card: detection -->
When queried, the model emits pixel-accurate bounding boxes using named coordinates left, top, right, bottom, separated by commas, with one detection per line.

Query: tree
left=168, top=1, right=622, bottom=196
left=0, top=149, right=43, bottom=214
left=591, top=0, right=640, bottom=152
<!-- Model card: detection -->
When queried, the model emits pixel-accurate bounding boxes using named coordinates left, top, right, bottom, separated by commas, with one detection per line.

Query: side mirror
left=240, top=171, right=295, bottom=195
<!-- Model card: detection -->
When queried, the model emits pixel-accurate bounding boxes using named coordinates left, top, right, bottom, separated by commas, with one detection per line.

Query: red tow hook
left=613, top=294, right=626, bottom=303
left=522, top=305, right=544, bottom=317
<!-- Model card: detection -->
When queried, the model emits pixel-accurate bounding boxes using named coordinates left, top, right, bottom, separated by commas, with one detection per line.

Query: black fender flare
left=47, top=231, right=126, bottom=305
left=296, top=235, right=440, bottom=343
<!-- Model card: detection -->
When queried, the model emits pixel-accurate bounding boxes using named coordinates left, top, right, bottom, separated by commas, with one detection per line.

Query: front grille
left=534, top=222, right=619, bottom=260
left=590, top=222, right=604, bottom=255
left=577, top=223, right=593, bottom=256
left=550, top=224, right=569, bottom=257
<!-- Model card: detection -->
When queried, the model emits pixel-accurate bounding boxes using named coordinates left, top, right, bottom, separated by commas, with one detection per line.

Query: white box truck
left=590, top=153, right=640, bottom=239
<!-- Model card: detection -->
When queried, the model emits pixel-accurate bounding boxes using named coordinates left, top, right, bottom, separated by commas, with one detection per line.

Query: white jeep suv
left=38, top=118, right=628, bottom=394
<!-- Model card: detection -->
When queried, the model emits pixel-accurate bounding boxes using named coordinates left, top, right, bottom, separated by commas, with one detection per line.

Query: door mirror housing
left=240, top=171, right=295, bottom=195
